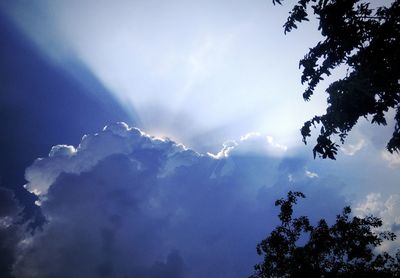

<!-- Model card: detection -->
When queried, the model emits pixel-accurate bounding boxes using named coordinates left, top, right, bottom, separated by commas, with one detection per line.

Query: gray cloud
left=13, top=123, right=347, bottom=278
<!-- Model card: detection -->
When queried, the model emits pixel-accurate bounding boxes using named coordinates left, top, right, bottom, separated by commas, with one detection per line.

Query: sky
left=0, top=0, right=399, bottom=277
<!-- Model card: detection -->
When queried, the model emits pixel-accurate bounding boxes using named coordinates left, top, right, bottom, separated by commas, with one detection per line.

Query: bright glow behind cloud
left=1, top=0, right=327, bottom=150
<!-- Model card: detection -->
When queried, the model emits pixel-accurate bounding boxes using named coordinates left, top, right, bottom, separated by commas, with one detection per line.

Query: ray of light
left=0, top=0, right=327, bottom=151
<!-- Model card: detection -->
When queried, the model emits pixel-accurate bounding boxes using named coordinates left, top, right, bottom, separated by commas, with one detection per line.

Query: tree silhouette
left=252, top=191, right=400, bottom=277
left=274, top=0, right=400, bottom=159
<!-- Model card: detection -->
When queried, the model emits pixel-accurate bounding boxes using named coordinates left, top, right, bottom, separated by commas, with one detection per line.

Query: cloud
left=0, top=187, right=23, bottom=278
left=381, top=151, right=400, bottom=168
left=208, top=132, right=287, bottom=159
left=14, top=123, right=347, bottom=278
left=305, top=170, right=318, bottom=179
left=354, top=193, right=400, bottom=253
left=340, top=139, right=366, bottom=156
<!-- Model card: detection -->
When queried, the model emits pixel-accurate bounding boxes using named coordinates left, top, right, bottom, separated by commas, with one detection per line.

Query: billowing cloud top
left=24, top=122, right=196, bottom=196
left=12, top=123, right=378, bottom=278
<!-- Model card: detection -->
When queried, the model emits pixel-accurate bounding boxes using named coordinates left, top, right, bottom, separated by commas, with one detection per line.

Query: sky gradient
left=0, top=1, right=399, bottom=277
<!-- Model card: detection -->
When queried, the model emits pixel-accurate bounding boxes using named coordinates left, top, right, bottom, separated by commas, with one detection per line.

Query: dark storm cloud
left=13, top=123, right=347, bottom=278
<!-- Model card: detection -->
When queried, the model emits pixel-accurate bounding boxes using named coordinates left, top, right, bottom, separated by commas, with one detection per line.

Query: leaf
left=277, top=0, right=400, bottom=159
left=253, top=192, right=400, bottom=277
left=327, top=152, right=336, bottom=160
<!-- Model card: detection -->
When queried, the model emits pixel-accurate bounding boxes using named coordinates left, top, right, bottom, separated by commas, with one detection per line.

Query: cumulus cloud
left=381, top=151, right=400, bottom=168
left=354, top=193, right=400, bottom=253
left=14, top=123, right=347, bottom=278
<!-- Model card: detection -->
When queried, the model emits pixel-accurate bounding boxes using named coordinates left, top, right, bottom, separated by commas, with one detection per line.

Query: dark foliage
left=252, top=191, right=400, bottom=277
left=274, top=0, right=400, bottom=159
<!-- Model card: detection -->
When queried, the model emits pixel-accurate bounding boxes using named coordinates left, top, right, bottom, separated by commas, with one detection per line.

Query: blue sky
left=0, top=1, right=399, bottom=277
left=1, top=0, right=329, bottom=148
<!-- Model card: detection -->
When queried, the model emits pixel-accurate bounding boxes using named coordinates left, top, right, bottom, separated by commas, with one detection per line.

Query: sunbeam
left=1, top=0, right=328, bottom=151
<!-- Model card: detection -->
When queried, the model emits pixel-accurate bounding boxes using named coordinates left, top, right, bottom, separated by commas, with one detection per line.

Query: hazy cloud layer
left=11, top=123, right=351, bottom=278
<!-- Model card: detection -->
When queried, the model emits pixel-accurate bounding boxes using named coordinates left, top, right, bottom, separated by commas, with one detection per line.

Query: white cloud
left=207, top=132, right=287, bottom=159
left=382, top=151, right=400, bottom=168
left=305, top=170, right=318, bottom=179
left=24, top=122, right=187, bottom=195
left=14, top=123, right=346, bottom=278
left=207, top=140, right=237, bottom=159
left=341, top=139, right=366, bottom=156
left=354, top=193, right=400, bottom=253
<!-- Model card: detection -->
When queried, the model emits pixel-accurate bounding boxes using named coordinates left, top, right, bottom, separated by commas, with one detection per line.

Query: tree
left=274, top=0, right=400, bottom=159
left=252, top=191, right=400, bottom=278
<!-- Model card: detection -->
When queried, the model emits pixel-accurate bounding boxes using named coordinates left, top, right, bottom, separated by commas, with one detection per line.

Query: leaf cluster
left=274, top=0, right=400, bottom=159
left=252, top=191, right=400, bottom=278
